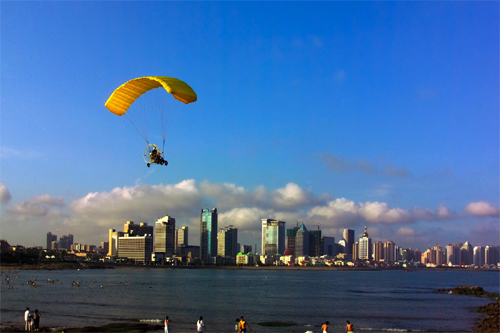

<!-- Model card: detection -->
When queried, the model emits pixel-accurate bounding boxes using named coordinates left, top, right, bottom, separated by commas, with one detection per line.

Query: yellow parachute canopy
left=105, top=76, right=197, bottom=116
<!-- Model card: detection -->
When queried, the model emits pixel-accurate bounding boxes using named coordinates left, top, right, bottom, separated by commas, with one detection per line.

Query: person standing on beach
left=24, top=308, right=30, bottom=331
left=321, top=321, right=329, bottom=333
left=33, top=310, right=40, bottom=332
left=197, top=316, right=206, bottom=332
left=345, top=320, right=354, bottom=333
left=164, top=316, right=170, bottom=333
left=239, top=316, right=252, bottom=332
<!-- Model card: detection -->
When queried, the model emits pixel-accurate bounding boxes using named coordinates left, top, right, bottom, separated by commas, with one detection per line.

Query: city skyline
left=1, top=2, right=498, bottom=250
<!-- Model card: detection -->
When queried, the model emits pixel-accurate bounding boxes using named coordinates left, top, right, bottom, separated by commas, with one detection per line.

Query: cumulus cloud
left=5, top=194, right=65, bottom=217
left=464, top=201, right=499, bottom=217
left=2, top=179, right=495, bottom=248
left=397, top=226, right=424, bottom=237
left=0, top=182, right=12, bottom=204
left=308, top=199, right=455, bottom=228
left=411, top=204, right=456, bottom=220
left=317, top=153, right=411, bottom=178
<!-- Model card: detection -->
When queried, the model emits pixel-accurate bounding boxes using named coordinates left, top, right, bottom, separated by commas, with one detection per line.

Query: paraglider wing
left=105, top=76, right=197, bottom=116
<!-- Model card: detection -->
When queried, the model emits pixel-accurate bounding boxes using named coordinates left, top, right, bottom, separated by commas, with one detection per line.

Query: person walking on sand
left=197, top=316, right=206, bottom=332
left=345, top=320, right=354, bottom=333
left=164, top=316, right=170, bottom=333
left=239, top=316, right=252, bottom=332
left=24, top=308, right=30, bottom=331
left=321, top=321, right=330, bottom=333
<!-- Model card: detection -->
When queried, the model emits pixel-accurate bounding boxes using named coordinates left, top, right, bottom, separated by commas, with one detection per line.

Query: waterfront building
left=445, top=244, right=461, bottom=266
left=309, top=229, right=321, bottom=257
left=175, top=226, right=188, bottom=252
left=414, top=248, right=422, bottom=263
left=46, top=232, right=57, bottom=250
left=374, top=241, right=384, bottom=262
left=353, top=242, right=359, bottom=260
left=100, top=242, right=109, bottom=254
left=384, top=241, right=395, bottom=263
left=261, top=219, right=286, bottom=255
left=108, top=229, right=124, bottom=257
left=286, top=224, right=298, bottom=254
left=485, top=245, right=498, bottom=265
left=118, top=234, right=153, bottom=264
left=321, top=236, right=335, bottom=256
left=59, top=234, right=74, bottom=250
left=460, top=241, right=474, bottom=265
left=338, top=238, right=346, bottom=254
left=200, top=208, right=218, bottom=263
left=358, top=226, right=372, bottom=260
left=473, top=246, right=484, bottom=266
left=124, top=221, right=154, bottom=236
left=155, top=215, right=176, bottom=256
left=343, top=229, right=355, bottom=255
left=217, top=225, right=238, bottom=258
left=241, top=245, right=252, bottom=254
left=295, top=223, right=309, bottom=256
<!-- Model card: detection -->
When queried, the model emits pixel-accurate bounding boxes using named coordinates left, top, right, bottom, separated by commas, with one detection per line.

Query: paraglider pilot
left=148, top=148, right=168, bottom=167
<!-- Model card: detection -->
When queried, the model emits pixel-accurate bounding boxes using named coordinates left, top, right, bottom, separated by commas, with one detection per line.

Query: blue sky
left=1, top=1, right=498, bottom=251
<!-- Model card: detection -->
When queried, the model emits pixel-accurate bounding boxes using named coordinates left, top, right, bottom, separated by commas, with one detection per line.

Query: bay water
left=1, top=268, right=498, bottom=332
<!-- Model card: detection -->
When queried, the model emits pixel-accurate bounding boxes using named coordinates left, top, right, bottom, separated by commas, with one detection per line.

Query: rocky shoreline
left=437, top=286, right=499, bottom=333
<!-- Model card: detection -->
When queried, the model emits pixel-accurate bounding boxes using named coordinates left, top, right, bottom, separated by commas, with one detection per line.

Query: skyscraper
left=445, top=244, right=461, bottom=265
left=343, top=229, right=355, bottom=255
left=384, top=241, right=395, bottom=263
left=460, top=241, right=473, bottom=265
left=175, top=226, right=188, bottom=254
left=374, top=241, right=384, bottom=262
left=155, top=215, right=176, bottom=256
left=46, top=232, right=57, bottom=250
left=321, top=236, right=335, bottom=256
left=124, top=221, right=154, bottom=236
left=261, top=219, right=286, bottom=255
left=217, top=226, right=238, bottom=258
left=358, top=226, right=372, bottom=260
left=108, top=229, right=124, bottom=257
left=295, top=223, right=309, bottom=256
left=200, top=208, right=218, bottom=263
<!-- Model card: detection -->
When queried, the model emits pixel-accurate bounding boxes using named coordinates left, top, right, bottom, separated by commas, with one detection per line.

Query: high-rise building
left=261, top=219, right=286, bottom=255
left=384, top=241, right=395, bottom=263
left=59, top=234, right=74, bottom=250
left=358, top=226, right=372, bottom=260
left=374, top=241, right=384, bottom=262
left=295, top=223, right=309, bottom=256
left=343, top=229, right=355, bottom=255
left=445, top=244, right=461, bottom=265
left=108, top=229, right=124, bottom=257
left=338, top=239, right=346, bottom=254
left=217, top=226, right=238, bottom=258
left=124, top=221, right=154, bottom=236
left=200, top=208, right=218, bottom=263
left=352, top=242, right=359, bottom=260
left=46, top=232, right=57, bottom=250
left=473, top=246, right=484, bottom=266
left=485, top=245, right=498, bottom=265
left=176, top=226, right=189, bottom=249
left=155, top=215, right=176, bottom=256
left=308, top=229, right=321, bottom=257
left=286, top=226, right=298, bottom=254
left=460, top=241, right=474, bottom=265
left=118, top=234, right=153, bottom=264
left=321, top=236, right=335, bottom=256
left=241, top=245, right=252, bottom=254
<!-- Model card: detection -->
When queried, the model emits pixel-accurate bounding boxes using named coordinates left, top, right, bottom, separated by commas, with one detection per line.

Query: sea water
left=1, top=268, right=498, bottom=332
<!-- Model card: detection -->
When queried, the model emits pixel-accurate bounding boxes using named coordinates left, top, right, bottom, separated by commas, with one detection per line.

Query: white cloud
left=397, top=226, right=423, bottom=237
left=0, top=182, right=12, bottom=204
left=464, top=201, right=499, bottom=217
left=1, top=180, right=496, bottom=249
